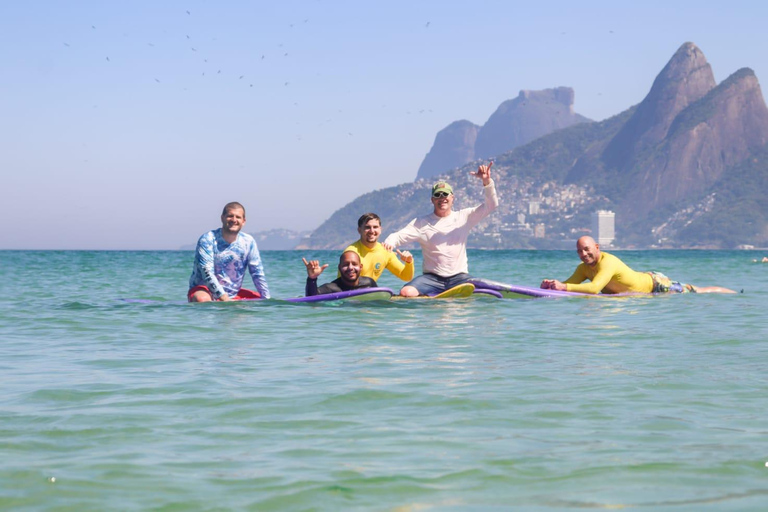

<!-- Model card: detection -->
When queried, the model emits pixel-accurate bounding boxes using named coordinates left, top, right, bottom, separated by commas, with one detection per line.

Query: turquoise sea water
left=2, top=249, right=768, bottom=510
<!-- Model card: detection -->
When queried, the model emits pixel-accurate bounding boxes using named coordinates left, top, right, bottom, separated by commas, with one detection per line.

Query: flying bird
left=155, top=78, right=161, bottom=83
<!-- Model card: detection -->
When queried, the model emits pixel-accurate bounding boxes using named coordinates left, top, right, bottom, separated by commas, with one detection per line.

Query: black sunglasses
left=432, top=192, right=450, bottom=198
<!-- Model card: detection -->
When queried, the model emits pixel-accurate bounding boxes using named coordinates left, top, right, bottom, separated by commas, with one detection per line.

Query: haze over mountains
left=416, top=87, right=590, bottom=180
left=296, top=42, right=768, bottom=250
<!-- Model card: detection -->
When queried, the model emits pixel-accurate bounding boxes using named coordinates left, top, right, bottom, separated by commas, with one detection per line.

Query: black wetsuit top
left=305, top=276, right=377, bottom=296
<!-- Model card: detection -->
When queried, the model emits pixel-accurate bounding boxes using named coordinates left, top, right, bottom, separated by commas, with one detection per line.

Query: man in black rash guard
left=302, top=251, right=377, bottom=296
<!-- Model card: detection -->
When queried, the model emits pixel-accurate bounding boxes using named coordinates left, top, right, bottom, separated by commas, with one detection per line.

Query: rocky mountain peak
left=624, top=66, right=768, bottom=215
left=416, top=87, right=590, bottom=180
left=519, top=87, right=574, bottom=110
left=473, top=86, right=589, bottom=160
left=416, top=120, right=480, bottom=181
left=603, top=42, right=716, bottom=168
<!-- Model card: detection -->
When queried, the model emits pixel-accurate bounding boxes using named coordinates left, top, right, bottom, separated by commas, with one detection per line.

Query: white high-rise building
left=592, top=210, right=615, bottom=246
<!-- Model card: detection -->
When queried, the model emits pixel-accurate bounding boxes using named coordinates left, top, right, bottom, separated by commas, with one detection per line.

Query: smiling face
left=431, top=192, right=454, bottom=217
left=221, top=207, right=246, bottom=237
left=576, top=236, right=600, bottom=267
left=358, top=218, right=382, bottom=247
left=338, top=251, right=362, bottom=285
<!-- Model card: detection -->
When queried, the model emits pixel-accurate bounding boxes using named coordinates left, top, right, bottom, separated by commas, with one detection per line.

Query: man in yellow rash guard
left=341, top=213, right=415, bottom=282
left=540, top=236, right=736, bottom=294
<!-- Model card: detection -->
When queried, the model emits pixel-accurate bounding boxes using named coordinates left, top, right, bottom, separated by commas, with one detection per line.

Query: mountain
left=416, top=87, right=591, bottom=181
left=600, top=42, right=716, bottom=172
left=252, top=229, right=311, bottom=250
left=474, top=87, right=591, bottom=159
left=566, top=42, right=768, bottom=244
left=307, top=42, right=768, bottom=249
left=416, top=120, right=479, bottom=180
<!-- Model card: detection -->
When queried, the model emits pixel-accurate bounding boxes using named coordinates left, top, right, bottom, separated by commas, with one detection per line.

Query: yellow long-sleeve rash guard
left=564, top=251, right=653, bottom=294
left=342, top=241, right=415, bottom=282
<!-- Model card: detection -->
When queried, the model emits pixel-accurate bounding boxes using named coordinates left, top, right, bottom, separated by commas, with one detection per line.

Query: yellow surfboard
left=430, top=283, right=475, bottom=299
left=391, top=283, right=476, bottom=300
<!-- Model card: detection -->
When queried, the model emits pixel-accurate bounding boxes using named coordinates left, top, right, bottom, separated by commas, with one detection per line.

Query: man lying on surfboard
left=303, top=251, right=377, bottom=296
left=540, top=236, right=736, bottom=294
left=382, top=162, right=498, bottom=297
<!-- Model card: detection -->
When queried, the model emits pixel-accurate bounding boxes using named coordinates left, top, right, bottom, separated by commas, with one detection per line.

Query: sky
left=2, top=1, right=767, bottom=249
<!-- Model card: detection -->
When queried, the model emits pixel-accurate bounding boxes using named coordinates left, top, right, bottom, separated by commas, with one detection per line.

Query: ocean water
left=2, top=249, right=767, bottom=511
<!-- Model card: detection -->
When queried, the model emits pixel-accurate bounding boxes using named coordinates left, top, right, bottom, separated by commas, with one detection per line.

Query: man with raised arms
left=303, top=251, right=377, bottom=296
left=540, top=236, right=736, bottom=294
left=383, top=162, right=498, bottom=297
left=188, top=202, right=271, bottom=302
left=342, top=212, right=415, bottom=283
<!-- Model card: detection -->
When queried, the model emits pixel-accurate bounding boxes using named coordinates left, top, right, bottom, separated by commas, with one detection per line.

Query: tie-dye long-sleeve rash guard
left=189, top=229, right=270, bottom=299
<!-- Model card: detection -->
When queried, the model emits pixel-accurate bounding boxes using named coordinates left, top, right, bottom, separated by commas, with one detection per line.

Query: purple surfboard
left=468, top=278, right=652, bottom=299
left=283, top=287, right=394, bottom=303
left=121, top=287, right=395, bottom=304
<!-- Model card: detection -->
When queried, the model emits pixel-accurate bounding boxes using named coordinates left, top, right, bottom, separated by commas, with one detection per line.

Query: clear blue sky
left=2, top=1, right=766, bottom=249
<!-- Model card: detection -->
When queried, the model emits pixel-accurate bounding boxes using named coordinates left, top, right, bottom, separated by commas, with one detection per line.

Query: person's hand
left=219, top=293, right=232, bottom=301
left=302, top=258, right=328, bottom=279
left=471, top=160, right=493, bottom=186
left=540, top=279, right=565, bottom=291
left=383, top=243, right=395, bottom=252
left=396, top=249, right=413, bottom=264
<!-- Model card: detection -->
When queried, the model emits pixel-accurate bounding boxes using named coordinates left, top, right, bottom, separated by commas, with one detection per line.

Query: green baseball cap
left=431, top=181, right=453, bottom=196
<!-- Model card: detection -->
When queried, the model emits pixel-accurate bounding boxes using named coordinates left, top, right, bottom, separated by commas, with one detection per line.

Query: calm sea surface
left=2, top=249, right=767, bottom=510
